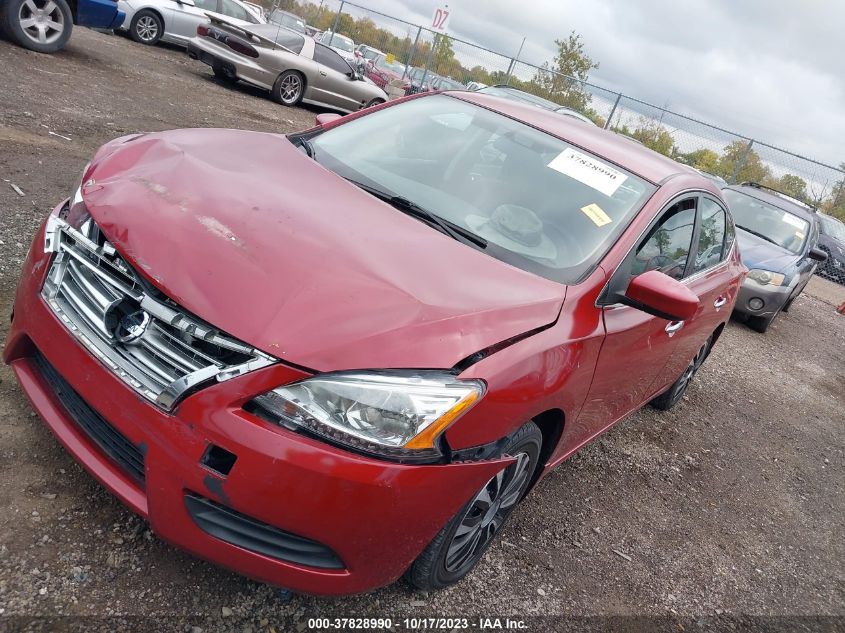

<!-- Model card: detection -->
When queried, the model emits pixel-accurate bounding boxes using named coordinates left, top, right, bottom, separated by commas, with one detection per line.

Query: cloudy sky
left=330, top=0, right=844, bottom=168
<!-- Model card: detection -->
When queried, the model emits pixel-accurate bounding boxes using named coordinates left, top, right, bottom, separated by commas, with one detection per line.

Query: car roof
left=449, top=91, right=698, bottom=185
left=723, top=183, right=818, bottom=222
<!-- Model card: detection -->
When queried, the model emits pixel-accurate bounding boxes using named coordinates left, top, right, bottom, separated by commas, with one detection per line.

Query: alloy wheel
left=445, top=452, right=532, bottom=573
left=17, top=0, right=65, bottom=46
left=279, top=74, right=302, bottom=104
left=135, top=15, right=158, bottom=42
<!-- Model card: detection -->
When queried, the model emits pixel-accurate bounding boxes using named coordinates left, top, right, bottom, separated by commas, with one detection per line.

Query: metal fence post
left=330, top=0, right=344, bottom=43
left=504, top=37, right=525, bottom=86
left=402, top=26, right=421, bottom=81
left=420, top=32, right=436, bottom=86
left=730, top=139, right=755, bottom=185
left=604, top=93, right=622, bottom=129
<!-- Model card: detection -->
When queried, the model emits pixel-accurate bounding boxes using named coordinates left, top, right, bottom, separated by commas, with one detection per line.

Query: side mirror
left=808, top=247, right=828, bottom=262
left=315, top=113, right=342, bottom=127
left=622, top=270, right=700, bottom=321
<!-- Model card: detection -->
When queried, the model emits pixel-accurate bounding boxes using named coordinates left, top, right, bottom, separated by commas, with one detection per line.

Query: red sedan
left=4, top=91, right=744, bottom=595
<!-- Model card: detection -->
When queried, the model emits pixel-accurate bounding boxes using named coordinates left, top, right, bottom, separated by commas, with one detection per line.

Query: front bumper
left=4, top=207, right=509, bottom=595
left=732, top=277, right=792, bottom=318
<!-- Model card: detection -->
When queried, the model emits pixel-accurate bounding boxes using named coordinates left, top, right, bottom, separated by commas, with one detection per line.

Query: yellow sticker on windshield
left=385, top=53, right=395, bottom=64
left=581, top=203, right=612, bottom=227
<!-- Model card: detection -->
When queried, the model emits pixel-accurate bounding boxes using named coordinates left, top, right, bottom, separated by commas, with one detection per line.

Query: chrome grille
left=42, top=216, right=274, bottom=411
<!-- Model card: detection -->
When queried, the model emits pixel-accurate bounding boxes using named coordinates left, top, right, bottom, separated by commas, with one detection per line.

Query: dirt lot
left=0, top=28, right=843, bottom=633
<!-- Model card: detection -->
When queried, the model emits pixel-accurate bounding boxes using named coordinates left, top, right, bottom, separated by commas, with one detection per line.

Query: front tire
left=364, top=98, right=385, bottom=109
left=651, top=334, right=713, bottom=410
left=1, top=0, right=72, bottom=53
left=129, top=9, right=162, bottom=45
left=406, top=421, right=542, bottom=591
left=271, top=70, right=305, bottom=106
left=747, top=312, right=776, bottom=333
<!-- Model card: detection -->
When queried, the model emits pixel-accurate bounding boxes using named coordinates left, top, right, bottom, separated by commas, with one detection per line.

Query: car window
left=308, top=95, right=655, bottom=284
left=322, top=33, right=353, bottom=52
left=314, top=43, right=352, bottom=74
left=819, top=214, right=845, bottom=242
left=723, top=189, right=809, bottom=254
left=220, top=0, right=249, bottom=20
left=249, top=24, right=305, bottom=53
left=692, top=198, right=726, bottom=274
left=632, top=200, right=696, bottom=280
left=194, top=0, right=217, bottom=11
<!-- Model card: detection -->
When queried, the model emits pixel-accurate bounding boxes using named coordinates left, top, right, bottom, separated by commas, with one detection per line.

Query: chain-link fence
left=266, top=0, right=844, bottom=216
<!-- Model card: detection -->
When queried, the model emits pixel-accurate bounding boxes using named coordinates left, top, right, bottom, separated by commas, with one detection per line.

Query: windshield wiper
left=297, top=136, right=315, bottom=159
left=736, top=224, right=782, bottom=247
left=345, top=179, right=487, bottom=249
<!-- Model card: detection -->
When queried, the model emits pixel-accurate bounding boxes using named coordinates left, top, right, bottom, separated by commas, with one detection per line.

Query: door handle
left=319, top=70, right=327, bottom=76
left=714, top=296, right=728, bottom=310
left=665, top=321, right=684, bottom=337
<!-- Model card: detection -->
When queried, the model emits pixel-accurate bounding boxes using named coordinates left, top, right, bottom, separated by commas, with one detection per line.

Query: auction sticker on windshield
left=547, top=148, right=627, bottom=197
left=581, top=203, right=612, bottom=227
left=782, top=212, right=806, bottom=229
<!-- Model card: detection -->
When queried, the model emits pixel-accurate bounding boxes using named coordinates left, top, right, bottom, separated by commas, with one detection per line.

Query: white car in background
left=117, top=0, right=264, bottom=46
left=316, top=30, right=356, bottom=64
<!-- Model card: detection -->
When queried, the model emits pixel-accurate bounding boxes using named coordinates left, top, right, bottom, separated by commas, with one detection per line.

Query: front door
left=571, top=196, right=699, bottom=447
left=311, top=44, right=360, bottom=111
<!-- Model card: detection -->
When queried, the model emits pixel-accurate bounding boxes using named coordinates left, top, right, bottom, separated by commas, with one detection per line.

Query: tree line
left=272, top=0, right=845, bottom=221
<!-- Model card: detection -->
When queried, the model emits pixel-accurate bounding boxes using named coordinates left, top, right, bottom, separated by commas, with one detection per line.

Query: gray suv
left=817, top=213, right=845, bottom=285
left=723, top=183, right=828, bottom=332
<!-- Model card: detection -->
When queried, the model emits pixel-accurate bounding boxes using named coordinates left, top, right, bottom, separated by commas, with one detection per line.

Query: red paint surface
left=5, top=94, right=745, bottom=594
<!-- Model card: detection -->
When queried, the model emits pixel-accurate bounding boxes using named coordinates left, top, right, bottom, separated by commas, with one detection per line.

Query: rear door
left=311, top=43, right=359, bottom=111
left=572, top=196, right=699, bottom=447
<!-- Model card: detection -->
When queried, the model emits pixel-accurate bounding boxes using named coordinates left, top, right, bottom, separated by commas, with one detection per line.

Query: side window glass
left=194, top=0, right=216, bottom=10
left=633, top=200, right=696, bottom=280
left=314, top=44, right=351, bottom=74
left=692, top=198, right=726, bottom=273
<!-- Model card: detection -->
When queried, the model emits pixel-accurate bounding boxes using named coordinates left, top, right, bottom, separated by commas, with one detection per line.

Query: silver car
left=315, top=30, right=356, bottom=65
left=117, top=0, right=263, bottom=46
left=187, top=19, right=388, bottom=113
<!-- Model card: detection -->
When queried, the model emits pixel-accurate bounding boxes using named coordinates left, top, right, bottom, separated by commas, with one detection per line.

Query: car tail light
left=227, top=38, right=259, bottom=58
left=197, top=24, right=209, bottom=36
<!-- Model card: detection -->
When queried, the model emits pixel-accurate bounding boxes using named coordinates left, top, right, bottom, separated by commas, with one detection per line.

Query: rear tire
left=1, top=0, right=72, bottom=53
left=650, top=334, right=713, bottom=411
left=129, top=9, right=162, bottom=45
left=406, top=421, right=542, bottom=591
left=212, top=64, right=236, bottom=83
left=271, top=70, right=305, bottom=106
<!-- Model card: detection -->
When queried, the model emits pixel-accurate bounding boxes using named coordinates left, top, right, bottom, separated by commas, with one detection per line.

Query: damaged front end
left=42, top=207, right=275, bottom=411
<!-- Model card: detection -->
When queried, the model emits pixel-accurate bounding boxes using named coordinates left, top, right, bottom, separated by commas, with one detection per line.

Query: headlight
left=251, top=372, right=485, bottom=462
left=746, top=269, right=785, bottom=286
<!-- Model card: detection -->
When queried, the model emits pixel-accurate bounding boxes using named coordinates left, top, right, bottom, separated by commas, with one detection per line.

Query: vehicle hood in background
left=736, top=229, right=800, bottom=275
left=81, top=129, right=565, bottom=372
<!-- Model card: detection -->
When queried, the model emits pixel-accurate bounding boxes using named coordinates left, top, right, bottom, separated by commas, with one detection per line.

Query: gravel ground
left=1, top=29, right=843, bottom=633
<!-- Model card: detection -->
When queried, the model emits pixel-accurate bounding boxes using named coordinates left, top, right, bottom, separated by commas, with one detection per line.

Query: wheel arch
left=526, top=408, right=565, bottom=493
left=133, top=6, right=165, bottom=28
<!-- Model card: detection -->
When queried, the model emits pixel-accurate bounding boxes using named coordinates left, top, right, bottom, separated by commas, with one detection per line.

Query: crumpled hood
left=81, top=129, right=565, bottom=371
left=736, top=229, right=800, bottom=275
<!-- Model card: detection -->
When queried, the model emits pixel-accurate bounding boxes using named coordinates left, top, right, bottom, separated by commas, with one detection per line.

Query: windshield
left=478, top=86, right=559, bottom=110
left=375, top=56, right=405, bottom=74
left=308, top=95, right=655, bottom=283
left=723, top=189, right=810, bottom=254
left=436, top=78, right=464, bottom=90
left=363, top=48, right=382, bottom=61
left=269, top=11, right=305, bottom=33
left=325, top=33, right=353, bottom=52
left=819, top=214, right=845, bottom=242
